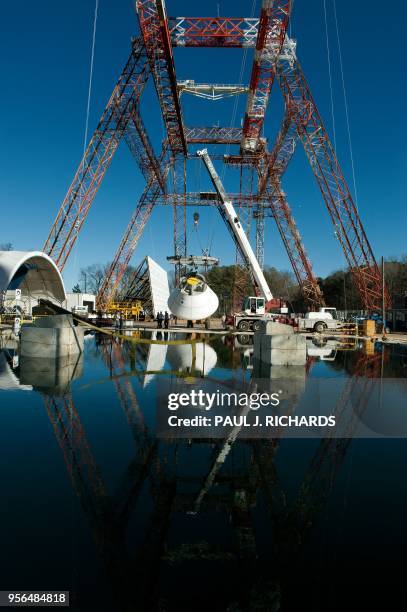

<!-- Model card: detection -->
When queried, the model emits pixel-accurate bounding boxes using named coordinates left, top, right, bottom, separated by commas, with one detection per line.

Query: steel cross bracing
left=97, top=143, right=171, bottom=309
left=185, top=126, right=242, bottom=145
left=123, top=106, right=166, bottom=192
left=224, top=154, right=263, bottom=167
left=43, top=39, right=150, bottom=271
left=234, top=108, right=299, bottom=272
left=169, top=16, right=260, bottom=48
left=276, top=50, right=388, bottom=309
left=254, top=207, right=265, bottom=270
left=234, top=165, right=257, bottom=308
left=154, top=192, right=267, bottom=206
left=178, top=81, right=248, bottom=101
left=237, top=166, right=255, bottom=266
left=242, top=0, right=293, bottom=152
left=258, top=107, right=298, bottom=194
left=121, top=256, right=152, bottom=303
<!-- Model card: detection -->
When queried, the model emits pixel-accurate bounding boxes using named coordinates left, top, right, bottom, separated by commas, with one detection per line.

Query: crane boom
left=197, top=149, right=273, bottom=302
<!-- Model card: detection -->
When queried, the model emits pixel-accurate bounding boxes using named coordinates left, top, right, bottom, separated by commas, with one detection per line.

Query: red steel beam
left=97, top=144, right=170, bottom=309
left=136, top=0, right=187, bottom=156
left=258, top=107, right=298, bottom=193
left=123, top=106, right=167, bottom=193
left=43, top=40, right=150, bottom=271
left=242, top=1, right=293, bottom=152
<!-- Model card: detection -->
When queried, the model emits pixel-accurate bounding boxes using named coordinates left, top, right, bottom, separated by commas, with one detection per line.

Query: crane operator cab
left=242, top=296, right=265, bottom=316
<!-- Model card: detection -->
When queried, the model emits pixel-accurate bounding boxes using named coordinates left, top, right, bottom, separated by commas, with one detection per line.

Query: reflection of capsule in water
left=167, top=343, right=217, bottom=375
left=168, top=273, right=219, bottom=320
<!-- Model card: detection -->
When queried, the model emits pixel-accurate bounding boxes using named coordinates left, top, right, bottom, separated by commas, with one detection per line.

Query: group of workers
left=156, top=311, right=170, bottom=329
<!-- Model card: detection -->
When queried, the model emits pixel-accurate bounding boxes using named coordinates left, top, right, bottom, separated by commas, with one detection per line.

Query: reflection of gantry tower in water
left=42, top=1, right=388, bottom=312
left=40, top=337, right=387, bottom=609
left=42, top=342, right=176, bottom=610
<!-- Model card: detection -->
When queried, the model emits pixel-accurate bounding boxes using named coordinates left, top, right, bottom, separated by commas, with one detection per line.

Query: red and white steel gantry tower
left=43, top=0, right=388, bottom=311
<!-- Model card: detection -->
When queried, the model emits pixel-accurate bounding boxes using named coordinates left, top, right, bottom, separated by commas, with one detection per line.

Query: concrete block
left=32, top=314, right=75, bottom=329
left=20, top=315, right=84, bottom=358
left=257, top=320, right=294, bottom=335
left=270, top=334, right=305, bottom=350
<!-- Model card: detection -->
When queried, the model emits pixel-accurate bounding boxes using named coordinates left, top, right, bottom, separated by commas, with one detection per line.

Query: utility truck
left=197, top=149, right=288, bottom=331
left=296, top=307, right=341, bottom=333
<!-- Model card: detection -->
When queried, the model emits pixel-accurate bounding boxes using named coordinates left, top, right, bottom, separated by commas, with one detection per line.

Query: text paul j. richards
left=167, top=414, right=336, bottom=428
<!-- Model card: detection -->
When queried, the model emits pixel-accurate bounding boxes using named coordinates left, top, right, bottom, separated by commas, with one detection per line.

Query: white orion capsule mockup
left=167, top=273, right=219, bottom=321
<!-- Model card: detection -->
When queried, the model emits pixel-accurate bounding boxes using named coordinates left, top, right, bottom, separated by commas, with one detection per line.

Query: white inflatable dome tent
left=0, top=251, right=66, bottom=308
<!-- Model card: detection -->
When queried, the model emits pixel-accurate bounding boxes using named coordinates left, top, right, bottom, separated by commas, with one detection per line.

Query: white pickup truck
left=297, top=307, right=341, bottom=333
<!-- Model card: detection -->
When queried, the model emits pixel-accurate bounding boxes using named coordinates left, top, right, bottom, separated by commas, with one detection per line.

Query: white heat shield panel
left=146, top=256, right=170, bottom=316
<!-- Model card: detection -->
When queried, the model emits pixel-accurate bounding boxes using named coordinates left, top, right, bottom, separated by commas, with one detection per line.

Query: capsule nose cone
left=168, top=282, right=219, bottom=320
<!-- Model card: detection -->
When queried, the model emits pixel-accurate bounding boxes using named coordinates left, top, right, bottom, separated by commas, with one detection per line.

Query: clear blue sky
left=1, top=1, right=405, bottom=291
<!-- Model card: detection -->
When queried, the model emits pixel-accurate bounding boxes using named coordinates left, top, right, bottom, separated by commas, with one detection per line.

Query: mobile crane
left=197, top=149, right=287, bottom=331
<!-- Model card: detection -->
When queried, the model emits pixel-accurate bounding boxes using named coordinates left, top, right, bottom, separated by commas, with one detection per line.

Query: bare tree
left=78, top=264, right=108, bottom=294
left=0, top=243, right=13, bottom=251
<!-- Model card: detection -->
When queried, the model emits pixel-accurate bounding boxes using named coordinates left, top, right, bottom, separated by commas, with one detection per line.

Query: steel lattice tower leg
left=276, top=52, right=388, bottom=309
left=232, top=165, right=255, bottom=312
left=97, top=144, right=170, bottom=309
left=172, top=154, right=187, bottom=284
left=43, top=40, right=150, bottom=270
